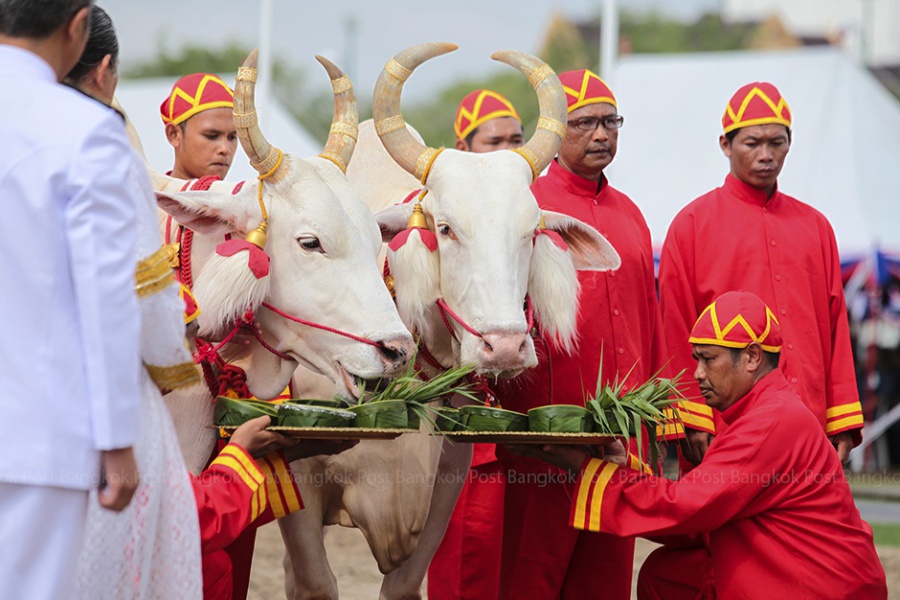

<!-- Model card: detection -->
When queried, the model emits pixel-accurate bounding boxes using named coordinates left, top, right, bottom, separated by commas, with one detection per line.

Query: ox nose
left=478, top=331, right=529, bottom=371
left=377, top=336, right=416, bottom=376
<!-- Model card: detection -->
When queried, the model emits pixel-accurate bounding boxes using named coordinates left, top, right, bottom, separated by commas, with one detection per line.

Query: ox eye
left=437, top=223, right=457, bottom=240
left=298, top=236, right=323, bottom=252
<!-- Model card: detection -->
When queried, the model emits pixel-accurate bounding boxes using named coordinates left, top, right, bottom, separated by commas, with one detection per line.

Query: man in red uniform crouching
left=194, top=415, right=355, bottom=599
left=512, top=291, right=887, bottom=599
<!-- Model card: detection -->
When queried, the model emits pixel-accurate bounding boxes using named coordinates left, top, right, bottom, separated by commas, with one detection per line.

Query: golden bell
left=538, top=215, right=547, bottom=230
left=407, top=202, right=428, bottom=230
left=244, top=221, right=268, bottom=249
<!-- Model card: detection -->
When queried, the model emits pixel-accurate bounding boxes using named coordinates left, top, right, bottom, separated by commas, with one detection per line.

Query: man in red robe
left=515, top=291, right=887, bottom=599
left=493, top=69, right=670, bottom=600
left=652, top=81, right=864, bottom=598
left=660, top=80, right=861, bottom=461
left=428, top=89, right=524, bottom=600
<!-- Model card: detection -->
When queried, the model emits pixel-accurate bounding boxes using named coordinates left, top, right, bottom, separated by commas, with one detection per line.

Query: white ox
left=278, top=44, right=621, bottom=599
left=154, top=51, right=414, bottom=473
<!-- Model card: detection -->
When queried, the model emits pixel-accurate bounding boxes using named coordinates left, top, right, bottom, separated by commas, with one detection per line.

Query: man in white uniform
left=0, top=1, right=142, bottom=597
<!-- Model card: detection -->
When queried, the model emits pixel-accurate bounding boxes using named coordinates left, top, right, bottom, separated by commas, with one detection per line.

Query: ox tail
left=388, top=230, right=440, bottom=342
left=193, top=250, right=270, bottom=337
left=529, top=234, right=580, bottom=354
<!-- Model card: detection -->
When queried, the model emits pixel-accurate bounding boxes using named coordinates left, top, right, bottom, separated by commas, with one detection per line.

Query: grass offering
left=355, top=357, right=480, bottom=430
left=586, top=359, right=686, bottom=471
left=459, top=405, right=528, bottom=432
left=214, top=396, right=279, bottom=427
left=527, top=404, right=595, bottom=433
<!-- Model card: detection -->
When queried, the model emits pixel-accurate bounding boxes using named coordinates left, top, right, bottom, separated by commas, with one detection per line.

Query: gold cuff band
left=329, top=121, right=358, bottom=141
left=385, top=58, right=412, bottom=82
left=537, top=116, right=567, bottom=140
left=331, top=76, right=352, bottom=95
left=416, top=147, right=443, bottom=184
left=237, top=66, right=258, bottom=83
left=511, top=147, right=539, bottom=182
left=251, top=145, right=282, bottom=175
left=164, top=243, right=180, bottom=269
left=135, top=246, right=176, bottom=298
left=318, top=152, right=347, bottom=173
left=375, top=115, right=406, bottom=136
left=145, top=360, right=201, bottom=391
left=528, top=64, right=555, bottom=89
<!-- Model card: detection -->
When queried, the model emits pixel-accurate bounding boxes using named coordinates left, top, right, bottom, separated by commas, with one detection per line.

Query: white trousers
left=0, top=482, right=88, bottom=600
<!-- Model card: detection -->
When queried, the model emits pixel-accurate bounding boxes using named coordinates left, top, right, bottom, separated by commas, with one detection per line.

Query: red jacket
left=658, top=175, right=862, bottom=440
left=191, top=444, right=303, bottom=599
left=496, top=160, right=673, bottom=438
left=571, top=370, right=886, bottom=599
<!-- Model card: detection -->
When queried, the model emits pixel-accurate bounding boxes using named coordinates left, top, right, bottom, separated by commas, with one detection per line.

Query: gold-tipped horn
left=372, top=42, right=458, bottom=183
left=491, top=51, right=567, bottom=181
left=234, top=49, right=285, bottom=179
left=316, top=55, right=358, bottom=174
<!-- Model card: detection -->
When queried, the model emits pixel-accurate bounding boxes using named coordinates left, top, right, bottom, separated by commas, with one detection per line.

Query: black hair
left=724, top=125, right=792, bottom=144
left=728, top=347, right=780, bottom=369
left=463, top=127, right=478, bottom=148
left=0, top=0, right=92, bottom=38
left=65, top=5, right=116, bottom=84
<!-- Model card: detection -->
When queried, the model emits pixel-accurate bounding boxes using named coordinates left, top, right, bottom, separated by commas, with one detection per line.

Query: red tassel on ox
left=215, top=238, right=270, bottom=279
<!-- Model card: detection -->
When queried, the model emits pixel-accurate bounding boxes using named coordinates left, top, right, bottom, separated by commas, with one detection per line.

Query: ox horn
left=234, top=49, right=286, bottom=179
left=372, top=42, right=458, bottom=183
left=491, top=51, right=567, bottom=181
left=316, top=55, right=358, bottom=173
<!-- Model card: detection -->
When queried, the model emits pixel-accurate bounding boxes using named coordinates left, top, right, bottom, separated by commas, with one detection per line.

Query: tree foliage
left=121, top=12, right=769, bottom=148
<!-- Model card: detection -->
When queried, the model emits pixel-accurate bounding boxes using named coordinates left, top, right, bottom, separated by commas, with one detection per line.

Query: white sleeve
left=64, top=113, right=142, bottom=450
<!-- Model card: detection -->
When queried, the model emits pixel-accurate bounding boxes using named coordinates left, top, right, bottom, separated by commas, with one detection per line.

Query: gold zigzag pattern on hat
left=690, top=301, right=781, bottom=352
left=165, top=74, right=234, bottom=124
left=562, top=71, right=616, bottom=111
left=455, top=90, right=520, bottom=139
left=724, top=86, right=790, bottom=132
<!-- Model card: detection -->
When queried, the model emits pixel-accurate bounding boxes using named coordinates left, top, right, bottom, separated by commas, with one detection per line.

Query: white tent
left=608, top=47, right=900, bottom=258
left=115, top=76, right=321, bottom=182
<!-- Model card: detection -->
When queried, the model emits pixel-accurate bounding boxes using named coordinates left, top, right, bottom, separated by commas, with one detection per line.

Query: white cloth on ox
left=76, top=140, right=203, bottom=599
left=0, top=483, right=88, bottom=600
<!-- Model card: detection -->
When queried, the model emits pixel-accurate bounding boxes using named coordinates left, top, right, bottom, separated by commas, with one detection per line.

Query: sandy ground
left=248, top=522, right=900, bottom=599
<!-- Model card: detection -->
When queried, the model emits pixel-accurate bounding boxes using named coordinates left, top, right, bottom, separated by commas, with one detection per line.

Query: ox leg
left=279, top=503, right=339, bottom=600
left=379, top=440, right=473, bottom=600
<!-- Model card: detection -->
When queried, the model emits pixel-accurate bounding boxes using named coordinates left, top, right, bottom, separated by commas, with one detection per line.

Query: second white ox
left=278, top=44, right=621, bottom=599
left=154, top=51, right=414, bottom=473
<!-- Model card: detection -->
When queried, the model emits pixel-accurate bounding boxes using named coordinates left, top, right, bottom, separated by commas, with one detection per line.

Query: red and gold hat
left=722, top=82, right=791, bottom=134
left=160, top=73, right=234, bottom=126
left=454, top=89, right=521, bottom=141
left=689, top=291, right=782, bottom=352
left=558, top=69, right=616, bottom=113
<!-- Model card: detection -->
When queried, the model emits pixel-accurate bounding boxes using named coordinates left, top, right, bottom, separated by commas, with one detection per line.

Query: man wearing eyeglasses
left=494, top=69, right=668, bottom=600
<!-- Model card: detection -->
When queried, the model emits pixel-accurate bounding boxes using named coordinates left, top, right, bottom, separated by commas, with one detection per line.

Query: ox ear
left=374, top=203, right=415, bottom=243
left=156, top=190, right=258, bottom=237
left=541, top=210, right=621, bottom=271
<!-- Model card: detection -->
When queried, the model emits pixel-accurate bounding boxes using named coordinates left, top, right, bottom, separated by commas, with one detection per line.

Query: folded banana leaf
left=432, top=407, right=464, bottom=432
left=277, top=403, right=356, bottom=428
left=528, top=405, right=594, bottom=433
left=214, top=396, right=279, bottom=427
left=287, top=398, right=350, bottom=409
left=459, top=405, right=528, bottom=432
left=346, top=399, right=410, bottom=429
